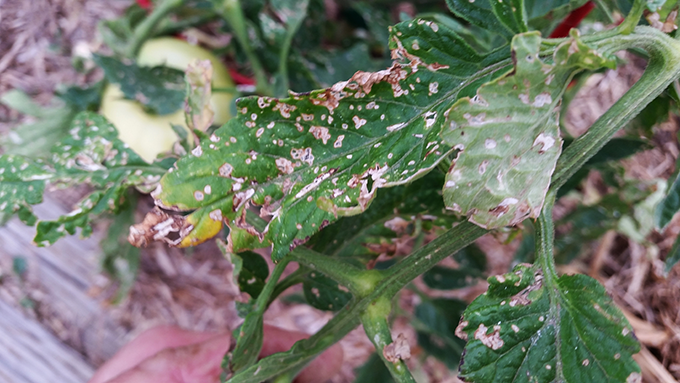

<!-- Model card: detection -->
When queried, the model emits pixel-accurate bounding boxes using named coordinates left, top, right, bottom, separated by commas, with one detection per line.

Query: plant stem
left=289, top=247, right=383, bottom=297
left=267, top=266, right=308, bottom=305
left=214, top=0, right=271, bottom=96
left=127, top=0, right=184, bottom=57
left=552, top=27, right=680, bottom=190
left=229, top=257, right=291, bottom=371
left=227, top=222, right=486, bottom=383
left=361, top=296, right=417, bottom=383
left=617, top=0, right=646, bottom=34
left=535, top=191, right=558, bottom=281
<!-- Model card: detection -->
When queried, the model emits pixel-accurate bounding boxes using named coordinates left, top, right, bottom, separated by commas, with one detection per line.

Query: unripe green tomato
left=100, top=38, right=234, bottom=162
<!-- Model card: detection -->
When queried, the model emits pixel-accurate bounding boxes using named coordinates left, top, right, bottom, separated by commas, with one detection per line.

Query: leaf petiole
left=360, top=296, right=416, bottom=383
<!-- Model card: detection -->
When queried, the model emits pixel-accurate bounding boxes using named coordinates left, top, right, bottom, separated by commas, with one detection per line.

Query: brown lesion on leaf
left=383, top=333, right=411, bottom=363
left=455, top=319, right=469, bottom=341
left=128, top=207, right=193, bottom=247
left=232, top=205, right=266, bottom=241
left=473, top=324, right=504, bottom=350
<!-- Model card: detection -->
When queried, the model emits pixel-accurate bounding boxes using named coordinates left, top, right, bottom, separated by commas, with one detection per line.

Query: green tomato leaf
left=35, top=113, right=167, bottom=245
left=414, top=297, right=467, bottom=368
left=442, top=31, right=615, bottom=229
left=458, top=264, right=641, bottom=383
left=184, top=59, right=215, bottom=131
left=665, top=234, right=680, bottom=274
left=1, top=90, right=77, bottom=158
left=145, top=18, right=512, bottom=260
left=302, top=271, right=352, bottom=311
left=1, top=112, right=167, bottom=244
left=0, top=155, right=51, bottom=226
left=491, top=0, right=529, bottom=33
left=445, top=0, right=515, bottom=39
left=655, top=170, right=680, bottom=230
left=93, top=54, right=186, bottom=115
left=101, top=193, right=141, bottom=302
left=422, top=243, right=487, bottom=290
left=58, top=81, right=105, bottom=112
left=233, top=250, right=270, bottom=299
left=354, top=353, right=395, bottom=383
left=423, top=267, right=476, bottom=290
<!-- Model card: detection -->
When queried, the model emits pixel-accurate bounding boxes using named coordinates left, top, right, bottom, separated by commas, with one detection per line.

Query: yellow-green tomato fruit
left=137, top=38, right=234, bottom=125
left=100, top=84, right=187, bottom=163
left=100, top=38, right=234, bottom=163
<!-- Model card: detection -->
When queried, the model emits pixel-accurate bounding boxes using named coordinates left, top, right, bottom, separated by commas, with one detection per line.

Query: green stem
left=214, top=0, right=271, bottom=95
left=552, top=27, right=680, bottom=190
left=229, top=257, right=291, bottom=371
left=127, top=0, right=184, bottom=57
left=360, top=296, right=417, bottom=383
left=267, top=266, right=308, bottom=305
left=535, top=191, right=558, bottom=281
left=617, top=0, right=646, bottom=35
left=227, top=222, right=486, bottom=383
left=256, top=257, right=290, bottom=312
left=289, top=247, right=383, bottom=297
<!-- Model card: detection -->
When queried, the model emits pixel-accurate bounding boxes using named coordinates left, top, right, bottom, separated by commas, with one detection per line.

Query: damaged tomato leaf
left=229, top=248, right=270, bottom=300
left=0, top=155, right=51, bottom=226
left=442, top=31, right=615, bottom=229
left=413, top=297, right=467, bottom=369
left=0, top=112, right=168, bottom=244
left=457, top=264, right=641, bottom=383
left=147, top=18, right=512, bottom=261
left=307, top=171, right=458, bottom=263
left=184, top=59, right=215, bottom=132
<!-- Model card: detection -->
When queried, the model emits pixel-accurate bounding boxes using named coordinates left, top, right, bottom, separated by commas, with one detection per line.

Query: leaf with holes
left=0, top=155, right=52, bottom=225
left=1, top=112, right=167, bottom=245
left=442, top=31, right=615, bottom=229
left=35, top=113, right=167, bottom=245
left=144, top=18, right=514, bottom=260
left=307, top=171, right=458, bottom=263
left=457, top=264, right=640, bottom=383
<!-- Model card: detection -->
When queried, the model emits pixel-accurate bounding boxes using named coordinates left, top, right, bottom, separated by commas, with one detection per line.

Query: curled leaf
left=184, top=59, right=215, bottom=131
left=442, top=31, right=615, bottom=229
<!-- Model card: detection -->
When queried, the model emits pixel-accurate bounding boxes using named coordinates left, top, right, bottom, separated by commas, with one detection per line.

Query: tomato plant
left=3, top=0, right=680, bottom=381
